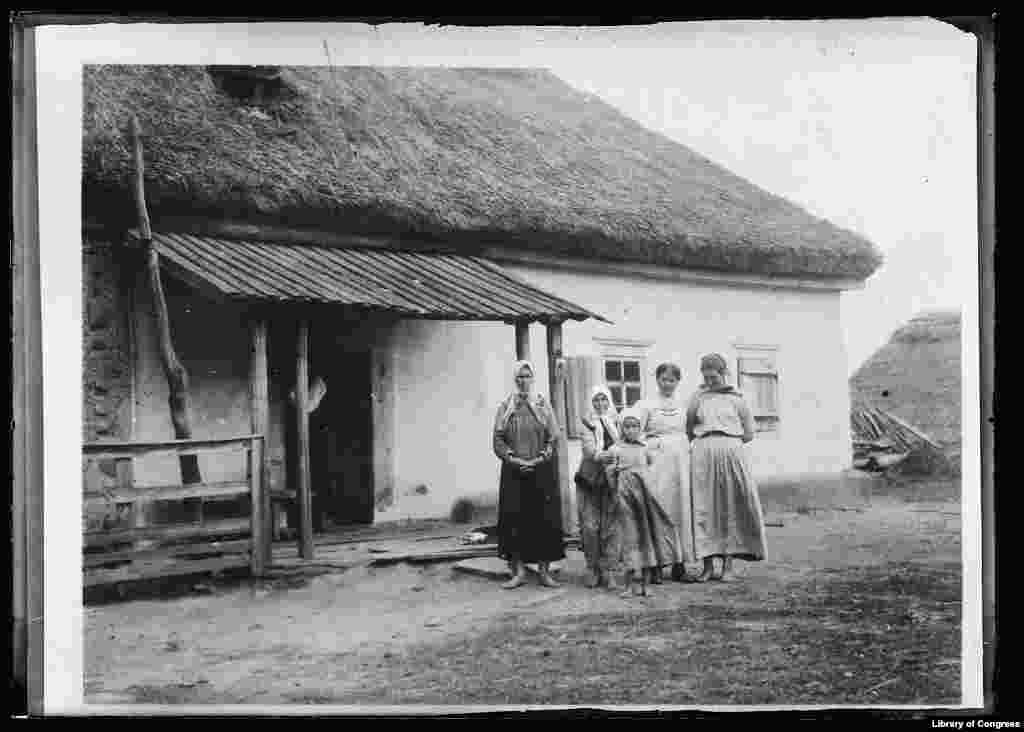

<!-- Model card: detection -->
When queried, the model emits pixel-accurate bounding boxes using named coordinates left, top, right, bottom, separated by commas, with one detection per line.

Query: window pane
left=625, top=386, right=642, bottom=406
left=609, top=385, right=623, bottom=408
left=605, top=360, right=622, bottom=382
left=623, top=360, right=640, bottom=382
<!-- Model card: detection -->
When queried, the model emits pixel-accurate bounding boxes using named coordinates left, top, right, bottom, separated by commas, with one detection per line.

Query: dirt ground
left=84, top=477, right=963, bottom=709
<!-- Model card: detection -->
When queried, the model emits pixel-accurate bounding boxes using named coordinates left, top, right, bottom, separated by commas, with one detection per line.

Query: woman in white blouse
left=685, top=353, right=768, bottom=582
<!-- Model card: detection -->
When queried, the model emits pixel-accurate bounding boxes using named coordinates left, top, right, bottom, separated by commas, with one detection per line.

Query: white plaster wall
left=376, top=264, right=851, bottom=521
left=127, top=264, right=850, bottom=520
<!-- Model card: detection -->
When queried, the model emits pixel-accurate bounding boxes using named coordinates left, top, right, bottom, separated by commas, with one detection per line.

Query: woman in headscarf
left=575, top=385, right=622, bottom=589
left=633, top=362, right=695, bottom=582
left=493, top=360, right=565, bottom=589
left=685, top=353, right=768, bottom=582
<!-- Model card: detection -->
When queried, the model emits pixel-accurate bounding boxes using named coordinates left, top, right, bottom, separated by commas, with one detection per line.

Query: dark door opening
left=309, top=343, right=374, bottom=528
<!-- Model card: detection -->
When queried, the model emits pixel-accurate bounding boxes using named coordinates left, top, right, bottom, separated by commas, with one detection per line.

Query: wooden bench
left=82, top=435, right=269, bottom=582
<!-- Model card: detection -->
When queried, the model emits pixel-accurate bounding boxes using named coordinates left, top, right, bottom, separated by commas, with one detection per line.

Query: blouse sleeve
left=539, top=403, right=559, bottom=461
left=635, top=401, right=653, bottom=436
left=580, top=421, right=598, bottom=460
left=493, top=403, right=514, bottom=461
left=684, top=392, right=701, bottom=442
left=736, top=396, right=756, bottom=443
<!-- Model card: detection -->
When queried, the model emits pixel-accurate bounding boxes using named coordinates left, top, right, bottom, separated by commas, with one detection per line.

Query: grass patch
left=319, top=561, right=961, bottom=707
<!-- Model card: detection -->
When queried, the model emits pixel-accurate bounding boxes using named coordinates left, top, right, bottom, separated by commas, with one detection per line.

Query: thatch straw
left=850, top=310, right=962, bottom=473
left=83, top=65, right=883, bottom=280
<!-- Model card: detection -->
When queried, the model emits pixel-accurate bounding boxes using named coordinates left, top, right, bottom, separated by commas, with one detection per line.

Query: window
left=563, top=339, right=652, bottom=440
left=736, top=349, right=780, bottom=433
left=604, top=358, right=643, bottom=411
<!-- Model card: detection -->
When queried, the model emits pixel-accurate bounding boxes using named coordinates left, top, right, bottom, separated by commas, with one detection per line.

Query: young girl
left=601, top=409, right=683, bottom=597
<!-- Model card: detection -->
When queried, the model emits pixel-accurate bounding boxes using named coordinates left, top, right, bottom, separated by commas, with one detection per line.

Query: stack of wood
left=850, top=405, right=943, bottom=472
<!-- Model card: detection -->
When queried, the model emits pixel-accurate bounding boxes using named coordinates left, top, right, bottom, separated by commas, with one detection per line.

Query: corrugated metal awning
left=150, top=232, right=610, bottom=323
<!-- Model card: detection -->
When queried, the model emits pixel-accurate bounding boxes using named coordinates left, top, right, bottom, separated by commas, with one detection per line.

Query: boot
left=502, top=560, right=527, bottom=589
left=602, top=571, right=620, bottom=592
left=537, top=562, right=560, bottom=588
left=583, top=568, right=600, bottom=589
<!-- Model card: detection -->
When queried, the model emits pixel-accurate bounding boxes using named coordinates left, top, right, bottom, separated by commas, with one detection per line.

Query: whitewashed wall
left=375, top=263, right=851, bottom=521
left=124, top=261, right=851, bottom=523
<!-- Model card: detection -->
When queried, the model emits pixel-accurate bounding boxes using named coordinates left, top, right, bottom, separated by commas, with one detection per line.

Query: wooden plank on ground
left=83, top=553, right=250, bottom=587
left=369, top=546, right=499, bottom=566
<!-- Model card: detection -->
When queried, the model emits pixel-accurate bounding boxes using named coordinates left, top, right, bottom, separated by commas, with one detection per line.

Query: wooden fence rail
left=82, top=434, right=268, bottom=583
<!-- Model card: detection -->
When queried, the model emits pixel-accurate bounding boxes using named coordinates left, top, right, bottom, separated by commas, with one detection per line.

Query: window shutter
left=564, top=358, right=579, bottom=438
left=737, top=351, right=780, bottom=432
left=564, top=356, right=594, bottom=439
left=565, top=356, right=598, bottom=438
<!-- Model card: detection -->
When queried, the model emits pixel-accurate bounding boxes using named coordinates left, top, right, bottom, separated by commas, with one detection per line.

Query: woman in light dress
left=633, top=363, right=696, bottom=582
left=684, top=353, right=768, bottom=582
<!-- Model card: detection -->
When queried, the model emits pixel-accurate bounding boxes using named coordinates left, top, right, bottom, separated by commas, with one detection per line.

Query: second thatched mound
left=850, top=310, right=962, bottom=475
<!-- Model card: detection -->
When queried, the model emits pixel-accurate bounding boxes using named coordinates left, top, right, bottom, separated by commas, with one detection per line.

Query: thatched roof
left=83, top=65, right=883, bottom=280
left=850, top=310, right=962, bottom=470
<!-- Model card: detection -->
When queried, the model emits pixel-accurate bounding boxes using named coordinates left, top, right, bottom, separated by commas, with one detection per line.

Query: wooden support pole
left=249, top=318, right=271, bottom=574
left=248, top=437, right=265, bottom=576
left=545, top=320, right=574, bottom=536
left=515, top=321, right=531, bottom=362
left=295, top=319, right=314, bottom=559
left=130, top=115, right=201, bottom=484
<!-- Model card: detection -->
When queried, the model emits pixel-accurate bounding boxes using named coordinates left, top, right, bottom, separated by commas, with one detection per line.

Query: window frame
left=594, top=338, right=654, bottom=413
left=733, top=343, right=781, bottom=435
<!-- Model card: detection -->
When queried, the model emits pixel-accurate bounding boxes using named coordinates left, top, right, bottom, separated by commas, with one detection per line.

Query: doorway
left=308, top=336, right=375, bottom=528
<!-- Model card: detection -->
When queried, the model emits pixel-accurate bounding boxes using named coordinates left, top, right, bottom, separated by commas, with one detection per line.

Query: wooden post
left=130, top=115, right=201, bottom=484
left=249, top=318, right=271, bottom=574
left=546, top=320, right=574, bottom=536
left=248, top=436, right=265, bottom=576
left=515, top=321, right=531, bottom=362
left=295, top=319, right=314, bottom=559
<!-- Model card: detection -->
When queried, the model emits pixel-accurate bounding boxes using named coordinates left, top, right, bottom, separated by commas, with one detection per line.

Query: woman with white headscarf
left=575, top=385, right=622, bottom=589
left=493, top=360, right=565, bottom=589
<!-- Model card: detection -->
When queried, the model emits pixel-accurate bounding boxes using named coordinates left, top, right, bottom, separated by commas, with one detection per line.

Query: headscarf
left=497, top=360, right=549, bottom=431
left=583, top=384, right=620, bottom=445
left=619, top=407, right=646, bottom=443
left=588, top=385, right=617, bottom=417
left=699, top=353, right=737, bottom=394
left=700, top=353, right=729, bottom=375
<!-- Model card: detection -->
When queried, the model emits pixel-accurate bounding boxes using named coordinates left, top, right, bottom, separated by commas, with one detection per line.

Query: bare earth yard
left=84, top=478, right=962, bottom=709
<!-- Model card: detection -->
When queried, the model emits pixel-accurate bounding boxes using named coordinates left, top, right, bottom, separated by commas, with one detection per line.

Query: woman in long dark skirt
left=493, top=360, right=565, bottom=589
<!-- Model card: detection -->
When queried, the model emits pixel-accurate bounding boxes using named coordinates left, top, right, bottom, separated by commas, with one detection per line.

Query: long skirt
left=690, top=435, right=767, bottom=561
left=616, top=469, right=683, bottom=573
left=646, top=432, right=696, bottom=563
left=497, top=460, right=565, bottom=564
left=576, top=469, right=621, bottom=573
